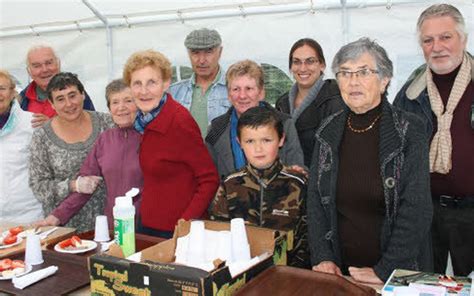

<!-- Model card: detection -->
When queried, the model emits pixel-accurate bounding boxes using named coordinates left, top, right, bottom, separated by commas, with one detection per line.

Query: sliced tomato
left=58, top=238, right=72, bottom=249
left=9, top=226, right=24, bottom=236
left=11, top=260, right=25, bottom=269
left=71, top=236, right=82, bottom=247
left=3, top=235, right=17, bottom=245
left=0, top=259, right=12, bottom=271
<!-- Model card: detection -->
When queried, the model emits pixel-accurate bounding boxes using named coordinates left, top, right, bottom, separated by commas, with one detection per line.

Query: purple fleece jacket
left=51, top=127, right=143, bottom=227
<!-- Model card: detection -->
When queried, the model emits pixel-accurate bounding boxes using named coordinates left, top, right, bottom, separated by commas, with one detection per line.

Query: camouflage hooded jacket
left=208, top=160, right=309, bottom=268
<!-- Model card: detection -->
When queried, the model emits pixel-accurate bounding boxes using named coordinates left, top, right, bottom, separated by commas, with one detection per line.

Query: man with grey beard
left=394, top=4, right=473, bottom=276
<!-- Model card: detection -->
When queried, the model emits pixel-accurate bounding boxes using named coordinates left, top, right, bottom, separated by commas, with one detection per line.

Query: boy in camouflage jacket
left=208, top=106, right=309, bottom=268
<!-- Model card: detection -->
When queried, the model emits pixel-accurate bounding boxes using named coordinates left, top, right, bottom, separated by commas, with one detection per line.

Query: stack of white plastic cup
left=216, top=230, right=232, bottom=262
left=174, top=236, right=189, bottom=264
left=204, top=230, right=219, bottom=262
left=94, top=215, right=111, bottom=242
left=25, top=234, right=44, bottom=265
left=230, top=218, right=251, bottom=262
left=187, top=221, right=206, bottom=265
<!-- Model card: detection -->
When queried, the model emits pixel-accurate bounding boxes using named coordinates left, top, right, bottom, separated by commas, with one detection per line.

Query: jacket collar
left=378, top=99, right=403, bottom=164
left=25, top=81, right=40, bottom=101
left=317, top=106, right=347, bottom=153
left=406, top=52, right=473, bottom=100
left=190, top=66, right=226, bottom=87
left=246, top=160, right=283, bottom=187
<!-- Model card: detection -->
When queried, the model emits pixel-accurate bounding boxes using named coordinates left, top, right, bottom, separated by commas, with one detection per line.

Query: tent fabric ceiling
left=1, top=0, right=311, bottom=29
left=0, top=0, right=415, bottom=36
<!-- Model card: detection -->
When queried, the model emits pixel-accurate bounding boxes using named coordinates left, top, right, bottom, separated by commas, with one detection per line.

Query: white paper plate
left=0, top=236, right=23, bottom=250
left=0, top=264, right=32, bottom=280
left=54, top=240, right=97, bottom=254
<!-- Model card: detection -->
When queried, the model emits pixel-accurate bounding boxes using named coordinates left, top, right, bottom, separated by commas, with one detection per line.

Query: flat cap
left=184, top=28, right=222, bottom=49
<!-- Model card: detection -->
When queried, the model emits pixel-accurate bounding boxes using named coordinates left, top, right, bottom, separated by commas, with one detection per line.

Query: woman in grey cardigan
left=307, top=38, right=433, bottom=283
left=29, top=72, right=113, bottom=232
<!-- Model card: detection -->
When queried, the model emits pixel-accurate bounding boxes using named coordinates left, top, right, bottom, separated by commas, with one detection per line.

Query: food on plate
left=71, top=236, right=82, bottom=247
left=11, top=260, right=25, bottom=269
left=57, top=236, right=88, bottom=250
left=0, top=259, right=12, bottom=271
left=58, top=238, right=72, bottom=249
left=9, top=226, right=24, bottom=236
left=0, top=233, right=18, bottom=246
left=0, top=259, right=25, bottom=278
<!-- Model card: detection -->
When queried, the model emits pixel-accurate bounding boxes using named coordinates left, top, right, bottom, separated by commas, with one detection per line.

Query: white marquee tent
left=0, top=0, right=472, bottom=111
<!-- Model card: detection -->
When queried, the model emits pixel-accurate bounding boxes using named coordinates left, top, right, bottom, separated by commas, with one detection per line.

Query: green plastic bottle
left=113, top=191, right=136, bottom=257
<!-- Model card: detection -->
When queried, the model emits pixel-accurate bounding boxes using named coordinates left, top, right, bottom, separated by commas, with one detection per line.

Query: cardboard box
left=89, top=220, right=287, bottom=296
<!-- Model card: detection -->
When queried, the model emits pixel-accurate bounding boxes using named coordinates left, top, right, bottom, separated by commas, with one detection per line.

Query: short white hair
left=25, top=44, right=60, bottom=67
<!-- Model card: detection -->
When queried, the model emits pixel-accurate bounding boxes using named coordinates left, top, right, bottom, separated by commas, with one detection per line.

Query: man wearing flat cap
left=170, top=28, right=231, bottom=136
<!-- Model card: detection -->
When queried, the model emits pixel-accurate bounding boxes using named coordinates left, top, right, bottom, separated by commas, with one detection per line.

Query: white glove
left=75, top=176, right=102, bottom=194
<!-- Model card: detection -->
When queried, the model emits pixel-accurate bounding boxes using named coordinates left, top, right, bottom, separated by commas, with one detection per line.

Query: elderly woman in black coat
left=307, top=38, right=433, bottom=283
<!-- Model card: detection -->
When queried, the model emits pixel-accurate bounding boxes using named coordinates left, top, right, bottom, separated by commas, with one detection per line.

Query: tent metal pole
left=82, top=0, right=114, bottom=81
left=341, top=0, right=348, bottom=44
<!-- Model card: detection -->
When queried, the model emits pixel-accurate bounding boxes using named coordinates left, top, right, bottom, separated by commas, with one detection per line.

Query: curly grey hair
left=331, top=37, right=393, bottom=81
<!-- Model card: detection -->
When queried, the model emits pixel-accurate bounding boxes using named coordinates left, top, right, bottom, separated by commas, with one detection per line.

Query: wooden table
left=235, top=265, right=379, bottom=296
left=0, top=226, right=76, bottom=259
left=0, top=226, right=382, bottom=295
left=0, top=250, right=90, bottom=296
left=0, top=228, right=165, bottom=295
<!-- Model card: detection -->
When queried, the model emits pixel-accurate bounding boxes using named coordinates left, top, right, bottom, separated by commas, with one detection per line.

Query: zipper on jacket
left=120, top=128, right=128, bottom=193
left=258, top=179, right=266, bottom=226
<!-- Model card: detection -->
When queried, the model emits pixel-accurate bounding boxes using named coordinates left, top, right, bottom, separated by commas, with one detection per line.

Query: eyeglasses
left=292, top=57, right=319, bottom=67
left=336, top=68, right=379, bottom=80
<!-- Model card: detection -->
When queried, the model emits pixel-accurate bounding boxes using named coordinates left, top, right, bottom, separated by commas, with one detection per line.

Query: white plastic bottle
left=113, top=188, right=138, bottom=257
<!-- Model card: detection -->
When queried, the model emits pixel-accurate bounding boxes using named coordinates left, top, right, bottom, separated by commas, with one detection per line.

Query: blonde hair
left=226, top=60, right=264, bottom=90
left=0, top=69, right=19, bottom=102
left=0, top=70, right=16, bottom=89
left=123, top=50, right=172, bottom=85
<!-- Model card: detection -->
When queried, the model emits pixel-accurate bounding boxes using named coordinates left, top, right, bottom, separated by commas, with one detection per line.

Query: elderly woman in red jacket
left=123, top=49, right=219, bottom=238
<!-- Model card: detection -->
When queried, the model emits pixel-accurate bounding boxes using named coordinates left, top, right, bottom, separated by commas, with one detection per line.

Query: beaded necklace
left=347, top=113, right=381, bottom=133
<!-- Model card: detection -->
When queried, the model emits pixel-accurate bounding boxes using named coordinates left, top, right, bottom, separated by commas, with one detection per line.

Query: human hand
left=31, top=113, right=50, bottom=128
left=75, top=176, right=102, bottom=194
left=289, top=165, right=309, bottom=178
left=348, top=267, right=383, bottom=284
left=312, top=261, right=343, bottom=276
left=33, top=215, right=60, bottom=227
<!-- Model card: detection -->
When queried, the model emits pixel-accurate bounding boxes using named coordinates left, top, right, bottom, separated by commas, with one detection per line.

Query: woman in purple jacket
left=35, top=79, right=142, bottom=227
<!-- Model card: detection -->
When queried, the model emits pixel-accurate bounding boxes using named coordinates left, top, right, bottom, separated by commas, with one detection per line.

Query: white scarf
left=426, top=52, right=471, bottom=174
